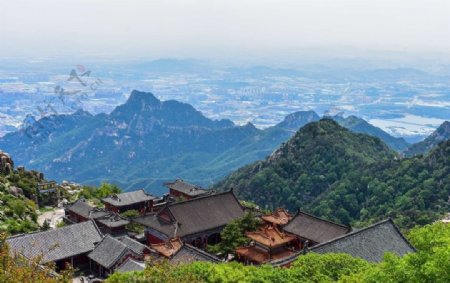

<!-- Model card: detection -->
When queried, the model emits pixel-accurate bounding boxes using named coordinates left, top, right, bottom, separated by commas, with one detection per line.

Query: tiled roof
left=7, top=221, right=102, bottom=264
left=164, top=179, right=209, bottom=197
left=170, top=244, right=221, bottom=264
left=151, top=238, right=183, bottom=258
left=135, top=191, right=245, bottom=238
left=246, top=225, right=297, bottom=248
left=261, top=208, right=292, bottom=225
left=283, top=211, right=350, bottom=243
left=269, top=251, right=303, bottom=267
left=102, top=189, right=156, bottom=207
left=309, top=218, right=415, bottom=262
left=88, top=235, right=129, bottom=269
left=134, top=214, right=176, bottom=237
left=66, top=199, right=108, bottom=219
left=235, top=245, right=295, bottom=264
left=115, top=258, right=146, bottom=273
left=96, top=214, right=130, bottom=228
left=89, top=235, right=150, bottom=269
left=118, top=236, right=150, bottom=256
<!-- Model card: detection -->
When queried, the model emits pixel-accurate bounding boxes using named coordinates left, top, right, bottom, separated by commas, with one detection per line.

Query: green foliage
left=56, top=221, right=66, bottom=228
left=215, top=120, right=450, bottom=228
left=120, top=210, right=144, bottom=233
left=41, top=219, right=51, bottom=231
left=290, top=253, right=372, bottom=282
left=107, top=253, right=371, bottom=283
left=344, top=222, right=450, bottom=283
left=0, top=164, right=59, bottom=235
left=208, top=212, right=261, bottom=257
left=78, top=182, right=122, bottom=200
left=120, top=209, right=139, bottom=219
left=107, top=259, right=198, bottom=283
left=5, top=170, right=40, bottom=198
left=0, top=174, right=40, bottom=234
left=96, top=182, right=122, bottom=198
left=107, top=223, right=449, bottom=283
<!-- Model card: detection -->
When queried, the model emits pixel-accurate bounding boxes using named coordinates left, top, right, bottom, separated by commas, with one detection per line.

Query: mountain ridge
left=404, top=121, right=450, bottom=157
left=213, top=119, right=449, bottom=228
left=0, top=91, right=422, bottom=194
left=329, top=115, right=410, bottom=151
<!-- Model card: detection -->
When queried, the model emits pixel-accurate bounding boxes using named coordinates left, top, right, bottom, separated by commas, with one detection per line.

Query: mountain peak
left=111, top=90, right=161, bottom=117
left=127, top=90, right=161, bottom=107
left=424, top=120, right=450, bottom=143
left=437, top=121, right=450, bottom=131
left=275, top=110, right=320, bottom=131
left=214, top=116, right=396, bottom=217
left=73, top=109, right=92, bottom=117
left=404, top=120, right=450, bottom=157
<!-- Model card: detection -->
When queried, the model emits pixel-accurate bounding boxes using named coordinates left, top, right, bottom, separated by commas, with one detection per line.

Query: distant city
left=1, top=58, right=449, bottom=143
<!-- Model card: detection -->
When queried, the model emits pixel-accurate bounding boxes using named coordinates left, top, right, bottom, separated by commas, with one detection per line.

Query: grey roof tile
left=115, top=258, right=146, bottom=273
left=283, top=211, right=350, bottom=243
left=102, top=189, right=156, bottom=207
left=134, top=191, right=245, bottom=238
left=119, top=236, right=150, bottom=256
left=134, top=214, right=176, bottom=237
left=88, top=235, right=129, bottom=269
left=7, top=221, right=103, bottom=264
left=164, top=179, right=209, bottom=197
left=66, top=199, right=108, bottom=219
left=309, top=218, right=415, bottom=262
left=170, top=244, right=221, bottom=264
left=96, top=214, right=130, bottom=228
left=89, top=235, right=151, bottom=269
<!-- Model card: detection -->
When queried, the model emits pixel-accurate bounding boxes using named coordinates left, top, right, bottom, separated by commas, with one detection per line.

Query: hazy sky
left=1, top=0, right=449, bottom=61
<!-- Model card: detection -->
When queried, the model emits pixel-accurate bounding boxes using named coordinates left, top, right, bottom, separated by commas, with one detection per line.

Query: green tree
left=41, top=219, right=50, bottom=231
left=208, top=212, right=260, bottom=257
left=78, top=183, right=122, bottom=200
left=95, top=182, right=122, bottom=198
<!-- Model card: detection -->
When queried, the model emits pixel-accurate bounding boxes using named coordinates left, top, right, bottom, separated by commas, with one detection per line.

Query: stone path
left=37, top=207, right=65, bottom=228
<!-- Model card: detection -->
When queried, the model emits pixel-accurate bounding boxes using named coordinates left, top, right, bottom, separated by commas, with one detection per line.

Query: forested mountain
left=214, top=119, right=450, bottom=228
left=0, top=91, right=257, bottom=193
left=404, top=121, right=450, bottom=157
left=0, top=90, right=419, bottom=194
left=0, top=91, right=320, bottom=194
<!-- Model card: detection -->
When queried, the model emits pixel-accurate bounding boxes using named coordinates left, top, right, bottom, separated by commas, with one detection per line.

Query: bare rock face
left=8, top=186, right=24, bottom=197
left=0, top=150, right=14, bottom=175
